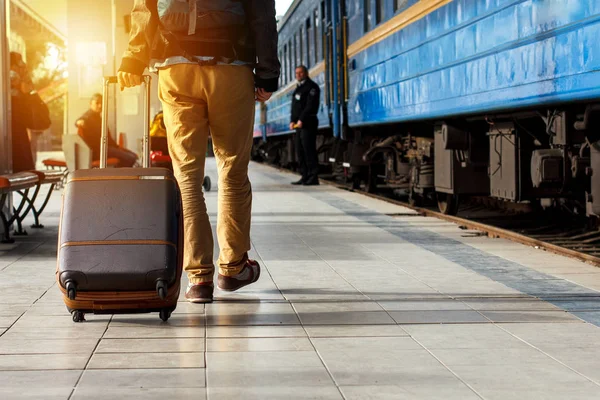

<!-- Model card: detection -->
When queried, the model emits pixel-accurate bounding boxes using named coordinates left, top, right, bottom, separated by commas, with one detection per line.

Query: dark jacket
left=76, top=110, right=118, bottom=160
left=11, top=92, right=51, bottom=172
left=291, top=78, right=320, bottom=125
left=119, top=0, right=280, bottom=92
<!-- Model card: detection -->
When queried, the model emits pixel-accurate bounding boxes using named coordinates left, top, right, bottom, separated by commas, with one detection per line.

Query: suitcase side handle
left=100, top=75, right=152, bottom=169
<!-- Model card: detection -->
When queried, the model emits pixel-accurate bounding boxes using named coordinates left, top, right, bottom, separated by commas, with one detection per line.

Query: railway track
left=307, top=172, right=600, bottom=268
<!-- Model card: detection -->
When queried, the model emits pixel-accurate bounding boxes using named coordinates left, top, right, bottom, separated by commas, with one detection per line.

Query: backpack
left=157, top=0, right=246, bottom=38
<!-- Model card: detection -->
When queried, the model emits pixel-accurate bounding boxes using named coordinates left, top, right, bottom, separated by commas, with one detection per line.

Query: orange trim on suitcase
left=68, top=175, right=176, bottom=183
left=60, top=239, right=177, bottom=250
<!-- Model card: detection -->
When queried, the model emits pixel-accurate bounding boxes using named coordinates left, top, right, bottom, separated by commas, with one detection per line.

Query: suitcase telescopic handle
left=100, top=75, right=152, bottom=168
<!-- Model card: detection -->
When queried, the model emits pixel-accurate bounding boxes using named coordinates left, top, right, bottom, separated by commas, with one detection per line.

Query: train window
left=283, top=46, right=287, bottom=84
left=298, top=31, right=303, bottom=67
left=299, top=29, right=304, bottom=66
left=314, top=8, right=320, bottom=61
left=288, top=40, right=293, bottom=83
left=376, top=0, right=384, bottom=25
left=291, top=35, right=295, bottom=72
left=296, top=29, right=300, bottom=68
left=364, top=0, right=372, bottom=32
left=292, top=34, right=296, bottom=68
left=279, top=49, right=283, bottom=86
left=306, top=18, right=312, bottom=67
left=320, top=2, right=326, bottom=59
left=292, top=37, right=296, bottom=77
left=394, top=0, right=410, bottom=13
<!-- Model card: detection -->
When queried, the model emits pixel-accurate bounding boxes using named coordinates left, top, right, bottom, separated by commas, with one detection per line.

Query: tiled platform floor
left=2, top=160, right=600, bottom=399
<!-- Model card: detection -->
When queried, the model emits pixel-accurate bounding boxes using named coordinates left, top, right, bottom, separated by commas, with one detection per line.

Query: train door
left=324, top=0, right=353, bottom=177
left=340, top=0, right=349, bottom=136
left=324, top=0, right=346, bottom=139
left=323, top=1, right=333, bottom=129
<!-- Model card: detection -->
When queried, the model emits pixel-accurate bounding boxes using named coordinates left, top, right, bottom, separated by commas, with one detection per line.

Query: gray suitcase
left=56, top=76, right=183, bottom=323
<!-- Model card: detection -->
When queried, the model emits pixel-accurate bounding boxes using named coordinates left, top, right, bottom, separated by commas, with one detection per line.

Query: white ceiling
left=16, top=0, right=67, bottom=36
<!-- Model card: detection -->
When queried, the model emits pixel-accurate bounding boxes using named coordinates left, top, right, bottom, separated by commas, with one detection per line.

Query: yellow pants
left=158, top=64, right=255, bottom=284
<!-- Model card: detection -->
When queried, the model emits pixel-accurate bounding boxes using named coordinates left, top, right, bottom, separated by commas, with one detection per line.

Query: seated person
left=75, top=93, right=138, bottom=167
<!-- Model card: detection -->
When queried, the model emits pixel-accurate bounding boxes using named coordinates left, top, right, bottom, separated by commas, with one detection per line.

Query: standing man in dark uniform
left=290, top=65, right=320, bottom=185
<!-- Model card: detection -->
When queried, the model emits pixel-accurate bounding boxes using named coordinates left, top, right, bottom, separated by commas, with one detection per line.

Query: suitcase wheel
left=66, top=281, right=77, bottom=300
left=72, top=310, right=85, bottom=323
left=159, top=308, right=172, bottom=322
left=156, top=280, right=168, bottom=300
left=203, top=176, right=211, bottom=192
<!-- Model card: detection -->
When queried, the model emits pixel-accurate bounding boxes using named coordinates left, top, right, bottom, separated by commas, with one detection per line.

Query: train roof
left=278, top=0, right=303, bottom=31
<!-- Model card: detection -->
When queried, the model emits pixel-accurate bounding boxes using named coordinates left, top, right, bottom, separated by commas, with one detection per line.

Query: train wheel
left=408, top=189, right=423, bottom=207
left=437, top=193, right=460, bottom=215
left=366, top=166, right=378, bottom=193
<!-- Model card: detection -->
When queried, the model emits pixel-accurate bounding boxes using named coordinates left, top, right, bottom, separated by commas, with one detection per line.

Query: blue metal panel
left=347, top=0, right=600, bottom=126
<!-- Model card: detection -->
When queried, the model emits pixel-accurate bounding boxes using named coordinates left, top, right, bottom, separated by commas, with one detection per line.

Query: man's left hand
left=296, top=120, right=303, bottom=129
left=255, top=88, right=272, bottom=102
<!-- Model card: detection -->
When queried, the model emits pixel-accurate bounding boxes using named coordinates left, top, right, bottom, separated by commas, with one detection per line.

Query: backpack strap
left=188, top=0, right=197, bottom=36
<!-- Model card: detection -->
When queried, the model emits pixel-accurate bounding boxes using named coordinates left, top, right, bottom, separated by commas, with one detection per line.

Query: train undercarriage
left=253, top=103, right=600, bottom=218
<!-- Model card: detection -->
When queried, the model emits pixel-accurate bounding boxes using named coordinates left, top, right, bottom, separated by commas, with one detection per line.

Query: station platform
left=2, top=160, right=600, bottom=399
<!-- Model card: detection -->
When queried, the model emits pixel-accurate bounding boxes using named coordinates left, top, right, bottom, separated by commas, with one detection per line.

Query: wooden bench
left=42, top=158, right=67, bottom=169
left=42, top=158, right=68, bottom=189
left=13, top=169, right=65, bottom=231
left=0, top=168, right=77, bottom=241
left=0, top=172, right=40, bottom=243
left=92, top=158, right=119, bottom=168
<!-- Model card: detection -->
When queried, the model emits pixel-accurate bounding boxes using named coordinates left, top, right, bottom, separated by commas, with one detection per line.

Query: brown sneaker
left=217, top=260, right=261, bottom=292
left=185, top=282, right=214, bottom=303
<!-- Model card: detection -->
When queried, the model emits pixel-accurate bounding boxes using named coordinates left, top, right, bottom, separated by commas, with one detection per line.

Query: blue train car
left=347, top=0, right=600, bottom=125
left=254, top=0, right=600, bottom=216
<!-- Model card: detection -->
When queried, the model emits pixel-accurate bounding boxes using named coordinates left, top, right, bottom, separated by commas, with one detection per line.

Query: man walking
left=118, top=0, right=280, bottom=303
left=290, top=65, right=320, bottom=186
